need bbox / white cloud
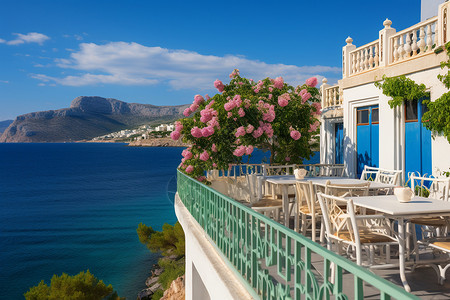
[32,41,341,89]
[0,32,50,46]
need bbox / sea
[0,143,319,299]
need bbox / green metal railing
[177,170,419,300]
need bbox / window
[357,109,369,125]
[372,108,379,124]
[405,99,418,122]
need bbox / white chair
[263,164,296,176]
[246,173,282,220]
[295,181,322,242]
[360,165,379,181]
[317,192,397,266]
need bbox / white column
[378,19,396,66]
[342,37,356,78]
[438,1,450,46]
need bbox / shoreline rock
[128,137,189,147]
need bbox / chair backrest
[375,169,401,185]
[263,164,296,176]
[317,192,352,243]
[295,181,316,213]
[298,164,346,177]
[360,165,379,181]
[245,173,259,203]
[324,181,370,197]
[410,174,450,201]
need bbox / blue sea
[0,143,182,299]
[0,143,319,299]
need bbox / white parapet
[175,194,255,300]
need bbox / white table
[263,175,395,227]
[352,195,450,292]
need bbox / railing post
[379,19,396,66]
[342,37,356,78]
[320,78,330,109]
[438,1,450,46]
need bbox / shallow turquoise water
[0,143,181,299]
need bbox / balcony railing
[177,170,419,300]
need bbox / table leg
[398,218,411,292]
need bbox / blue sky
[0,0,421,121]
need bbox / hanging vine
[374,75,428,108]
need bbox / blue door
[356,105,379,176]
[335,123,344,164]
[405,99,432,178]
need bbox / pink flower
[233,94,242,107]
[212,163,217,168]
[306,77,318,87]
[190,103,199,112]
[186,165,194,173]
[290,130,301,140]
[224,102,235,111]
[245,145,254,155]
[235,126,246,138]
[170,130,181,140]
[197,176,206,182]
[200,150,209,161]
[238,108,245,117]
[200,108,214,123]
[182,149,192,160]
[273,76,284,89]
[194,94,204,105]
[227,112,232,118]
[175,121,183,132]
[205,94,211,100]
[246,124,254,133]
[233,145,246,157]
[278,93,290,107]
[201,126,214,137]
[244,99,251,108]
[214,79,225,92]
[183,108,191,117]
[254,88,260,94]
[312,102,322,115]
[301,91,312,103]
[191,127,203,138]
[252,127,264,138]
[212,144,217,152]
[269,87,273,92]
[268,94,273,100]
[309,121,320,132]
[285,157,291,161]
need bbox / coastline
[127,137,189,148]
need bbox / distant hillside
[0,96,189,143]
[0,120,13,134]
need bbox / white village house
[320,0,450,181]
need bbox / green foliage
[374,75,428,108]
[137,222,185,257]
[422,91,450,143]
[24,270,122,300]
[437,42,450,89]
[157,258,185,289]
[151,289,164,300]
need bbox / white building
[320,0,450,182]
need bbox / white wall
[341,66,450,179]
[175,194,255,300]
[421,0,445,21]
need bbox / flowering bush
[172,69,321,179]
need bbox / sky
[0,0,422,121]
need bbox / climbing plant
[374,75,428,108]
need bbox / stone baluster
[333,88,337,106]
[379,19,396,66]
[365,48,370,69]
[320,78,330,108]
[393,37,399,62]
[405,32,412,57]
[360,50,365,71]
[356,51,360,73]
[399,35,406,60]
[369,46,374,68]
[426,24,433,52]
[411,30,418,56]
[374,44,379,67]
[419,26,426,53]
[352,52,356,74]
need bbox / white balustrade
[349,40,380,75]
[323,85,341,108]
[390,16,438,63]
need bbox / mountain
[0,120,13,134]
[0,96,189,143]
